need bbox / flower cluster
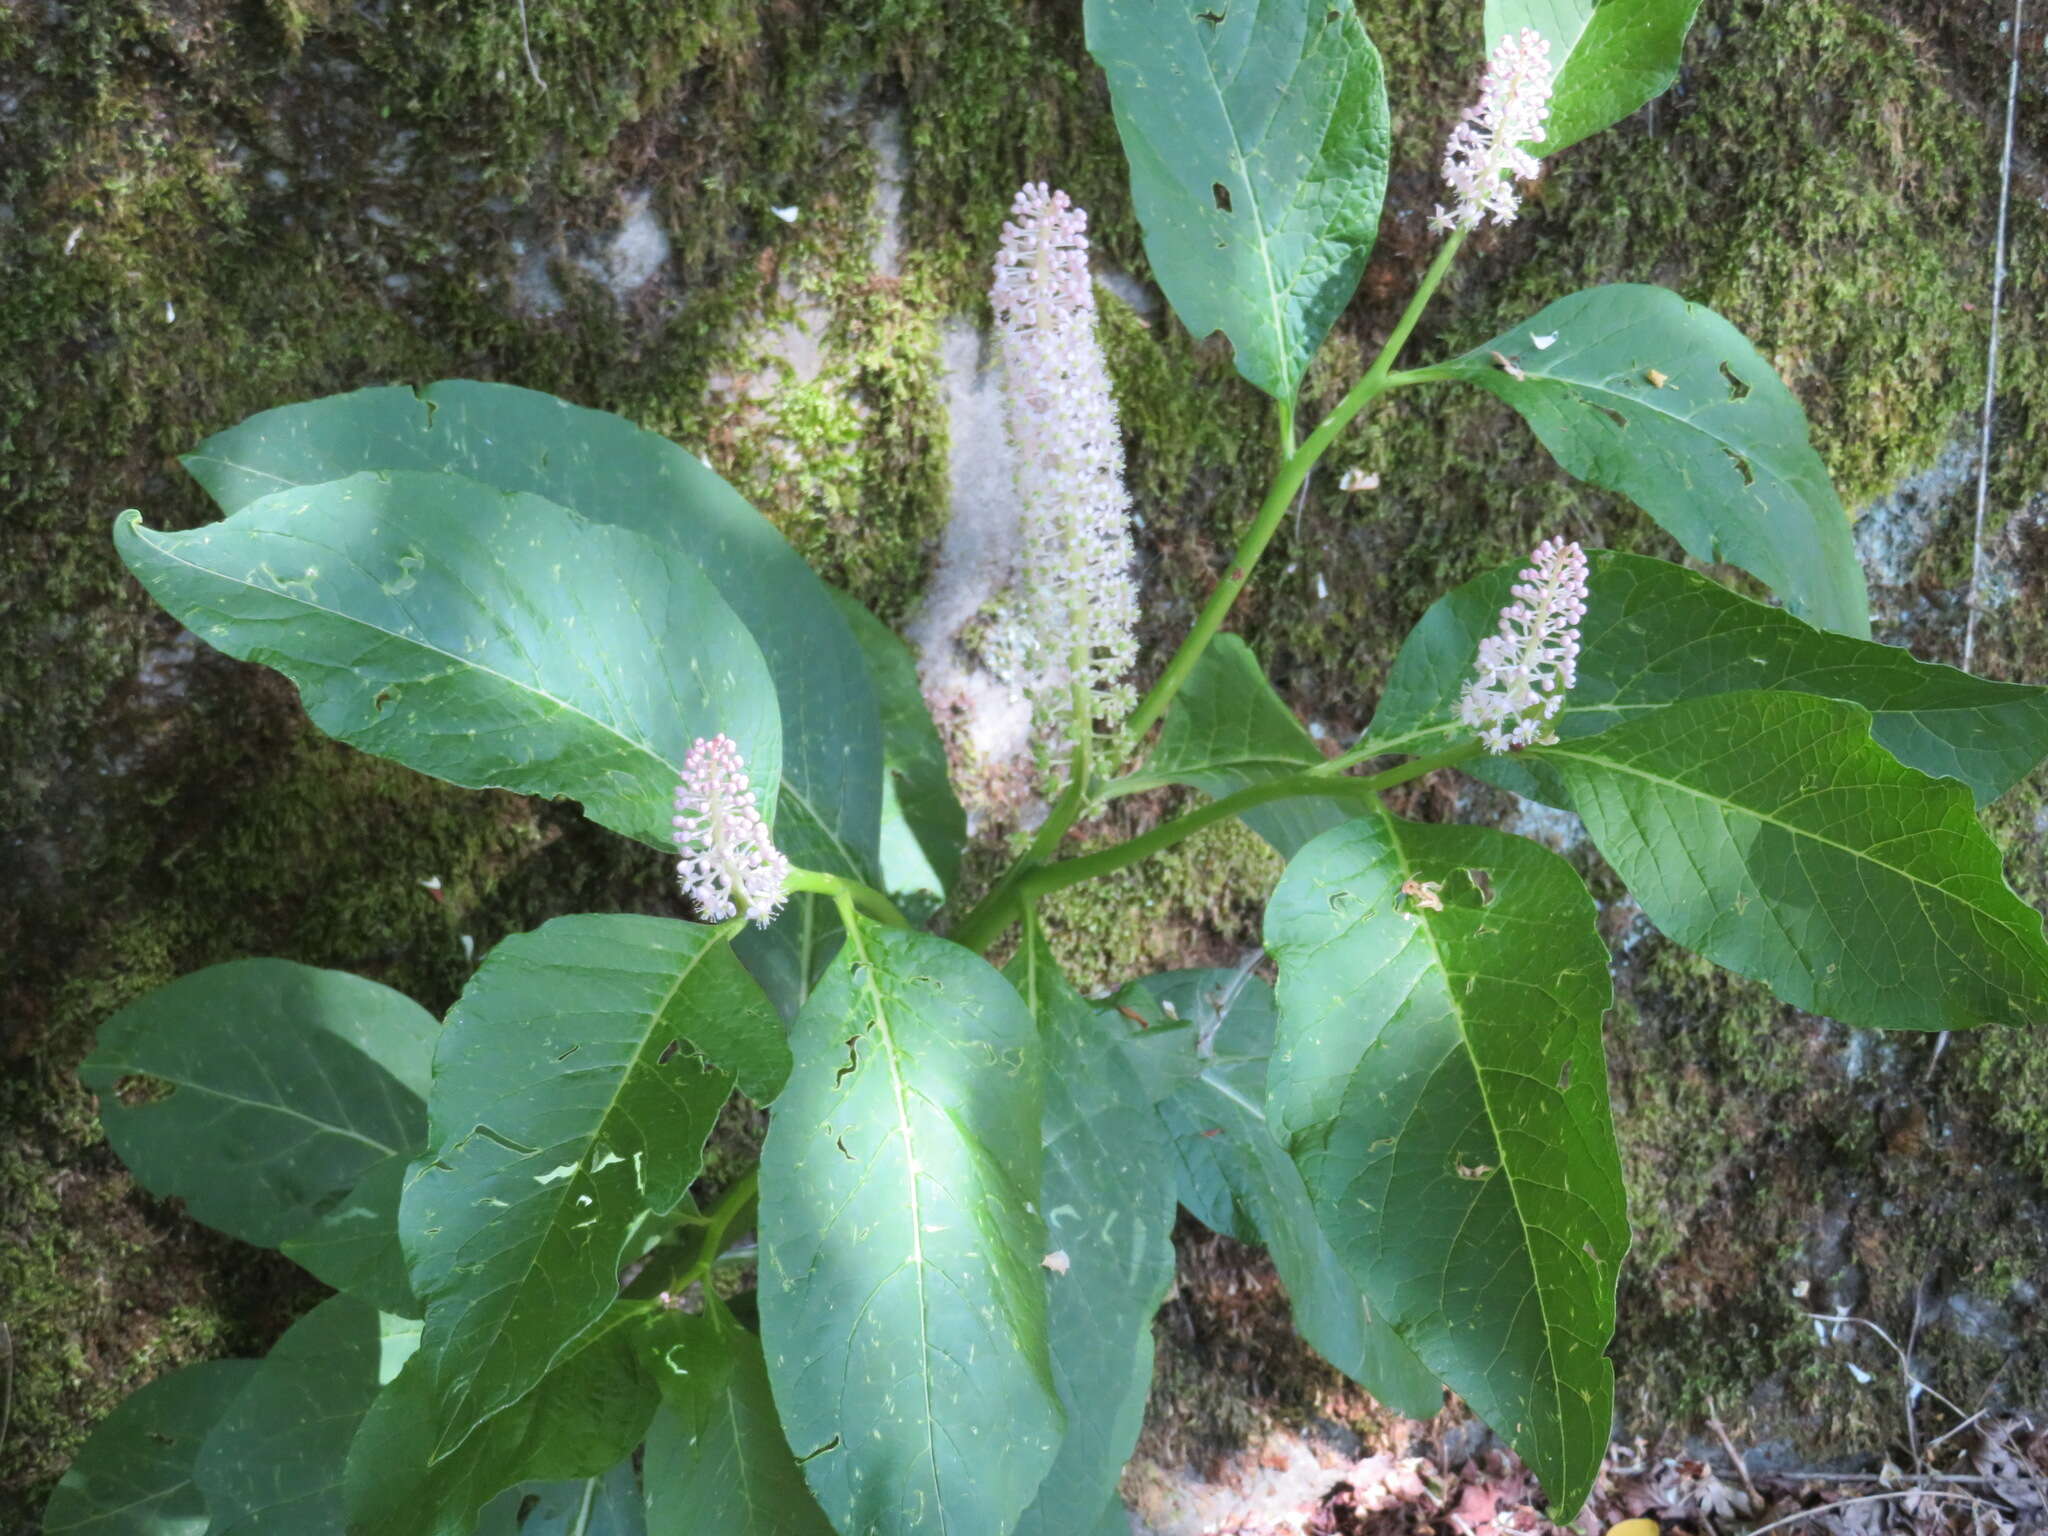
[672,734,789,926]
[1458,537,1588,753]
[1430,28,1556,234]
[987,182,1140,748]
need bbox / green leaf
[116,472,781,855]
[1006,934,1178,1536]
[1264,813,1626,1515]
[479,1463,647,1536]
[1086,0,1392,401]
[1543,691,2048,1031]
[1482,0,1705,155]
[346,1307,664,1536]
[759,918,1063,1535]
[1432,285,1869,636]
[643,1306,835,1536]
[181,380,884,1015]
[80,959,434,1249]
[192,1296,420,1533]
[1373,550,2048,809]
[43,1361,260,1536]
[280,1152,419,1316]
[1127,969,1442,1420]
[828,588,965,913]
[402,914,779,1457]
[1119,635,1353,857]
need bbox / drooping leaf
[117,474,780,854]
[1125,969,1443,1420]
[642,1306,835,1536]
[1372,550,2048,808]
[1482,0,1704,155]
[478,1461,648,1536]
[1428,285,1869,636]
[192,1296,420,1534]
[828,588,965,913]
[1086,0,1392,401]
[759,918,1063,1535]
[181,380,884,1015]
[1542,691,2048,1031]
[1118,634,1353,857]
[402,915,779,1457]
[43,1360,259,1536]
[1007,933,1178,1536]
[280,1152,419,1316]
[346,1307,664,1536]
[81,959,434,1249]
[1264,813,1625,1516]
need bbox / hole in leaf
[1719,360,1752,401]
[1592,404,1628,430]
[516,1493,542,1523]
[146,1430,177,1446]
[657,1040,681,1066]
[1326,6,1339,18]
[1721,446,1756,486]
[798,1435,842,1464]
[1212,182,1233,214]
[1557,1059,1573,1092]
[114,1073,175,1108]
[1464,868,1494,905]
[835,1136,855,1160]
[373,686,396,712]
[556,1044,581,1063]
[1456,1161,1495,1180]
[469,1123,541,1157]
[833,1036,860,1087]
[1195,7,1226,21]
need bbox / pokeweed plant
[49,3,2048,1533]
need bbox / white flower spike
[1458,537,1588,754]
[988,182,1140,750]
[672,734,790,926]
[1430,28,1556,235]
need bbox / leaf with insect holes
[81,959,435,1251]
[400,915,781,1461]
[477,1462,647,1536]
[1370,549,2048,809]
[1483,0,1704,155]
[43,1361,260,1536]
[1265,810,1625,1517]
[1007,932,1178,1536]
[1430,285,1868,636]
[759,918,1063,1536]
[280,1152,419,1316]
[1086,0,1392,401]
[115,471,782,854]
[1120,969,1443,1420]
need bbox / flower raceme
[1458,538,1588,754]
[988,182,1140,751]
[672,734,789,926]
[1431,27,1556,234]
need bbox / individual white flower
[1430,28,1556,234]
[672,734,789,926]
[1458,537,1588,753]
[988,182,1139,752]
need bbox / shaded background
[4,0,2047,1523]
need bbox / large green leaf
[1086,0,1392,401]
[81,959,434,1249]
[192,1297,419,1533]
[1118,634,1354,857]
[643,1306,835,1536]
[759,918,1063,1535]
[116,471,781,853]
[181,380,884,1014]
[1428,285,1869,636]
[1264,813,1625,1515]
[1482,0,1704,155]
[1124,970,1442,1420]
[402,915,780,1457]
[43,1361,259,1536]
[1007,934,1177,1536]
[1543,691,2048,1031]
[1373,550,2048,808]
[828,588,965,913]
[280,1152,419,1316]
[346,1307,664,1536]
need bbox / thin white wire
[1963,0,2025,675]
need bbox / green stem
[623,1166,760,1303]
[1121,229,1467,748]
[785,867,908,927]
